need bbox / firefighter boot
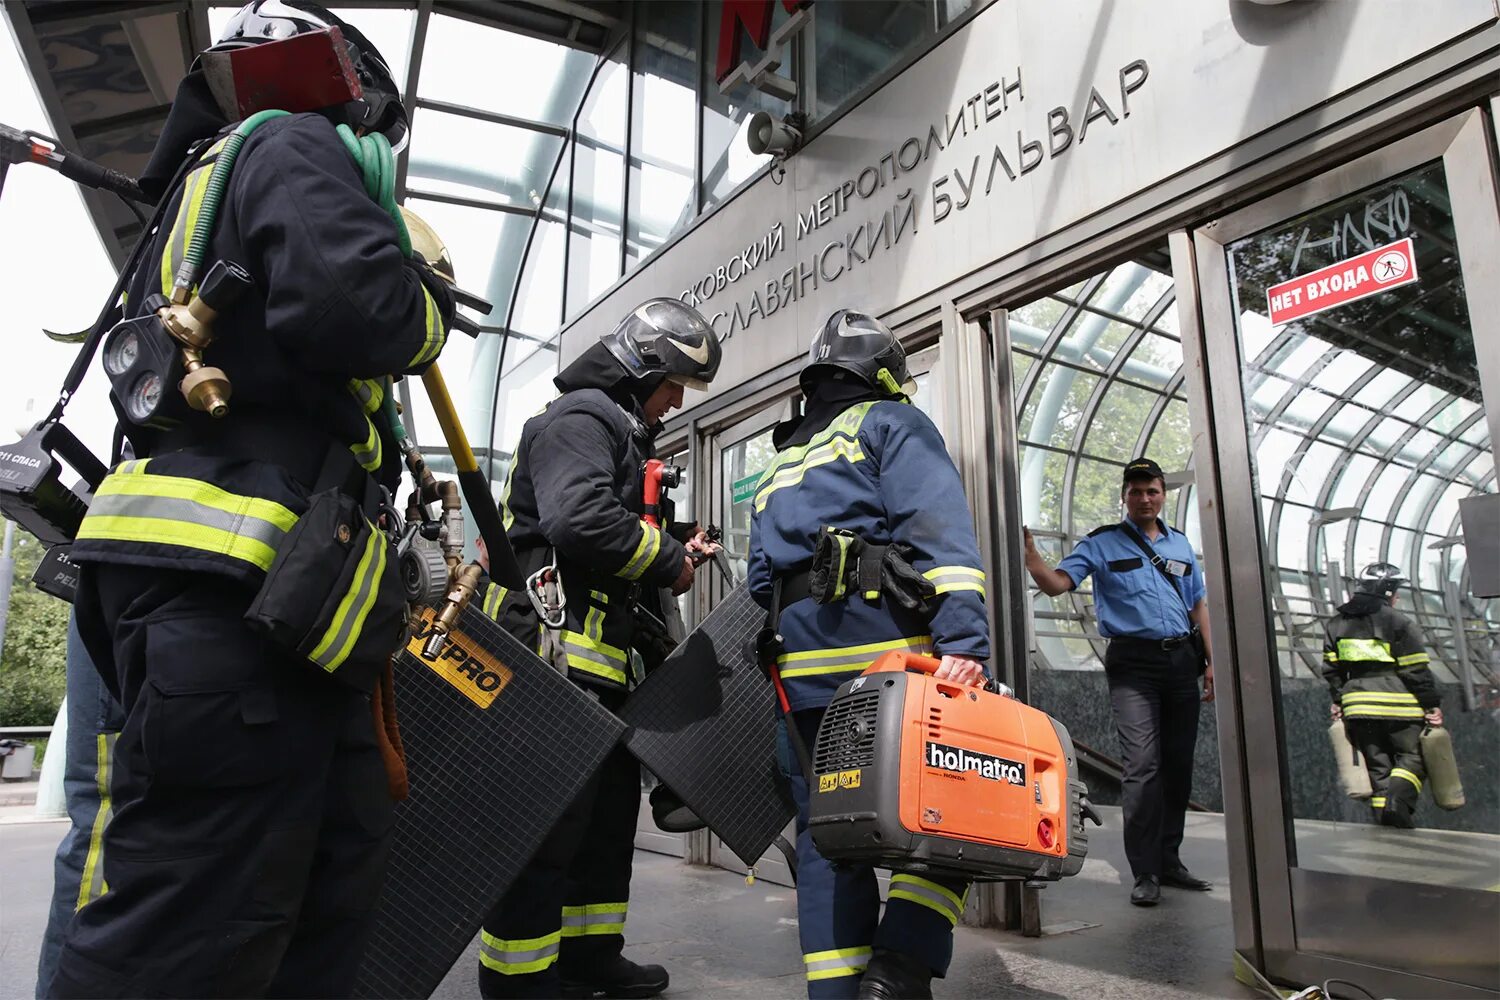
[856,950,933,1000]
[560,954,669,999]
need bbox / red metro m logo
[716,0,813,86]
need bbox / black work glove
[406,256,457,332]
[880,543,937,615]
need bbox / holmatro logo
[406,609,513,709]
[925,741,1026,785]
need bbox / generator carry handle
[864,651,1011,697]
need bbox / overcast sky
[1,17,125,462]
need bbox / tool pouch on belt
[245,449,403,693]
[808,526,936,614]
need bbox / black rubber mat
[622,584,794,867]
[353,604,624,999]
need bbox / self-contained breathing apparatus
[0,25,519,676]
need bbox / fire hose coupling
[438,479,464,567]
[422,561,481,660]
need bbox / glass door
[1187,110,1500,996]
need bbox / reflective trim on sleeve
[482,582,507,619]
[408,284,448,367]
[479,928,561,976]
[778,635,934,679]
[617,522,663,580]
[923,565,987,597]
[560,630,629,686]
[804,946,872,982]
[561,902,627,937]
[889,873,966,925]
[1396,652,1430,667]
[348,377,385,415]
[349,413,383,472]
[1369,796,1387,809]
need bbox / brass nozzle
[180,349,231,418]
[420,562,481,661]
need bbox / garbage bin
[0,739,35,781]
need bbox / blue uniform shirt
[1056,519,1204,640]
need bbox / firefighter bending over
[478,299,721,1000]
[749,311,989,1000]
[1324,563,1443,829]
[51,2,455,996]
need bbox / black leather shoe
[560,954,669,999]
[1130,874,1161,906]
[856,950,933,999]
[1161,866,1212,891]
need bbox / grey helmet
[801,309,916,397]
[602,298,721,391]
[1356,562,1406,597]
[204,1,409,151]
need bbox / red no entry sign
[1265,237,1419,327]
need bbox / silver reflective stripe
[803,946,871,980]
[309,527,383,671]
[85,492,288,553]
[561,639,626,670]
[889,875,965,923]
[479,937,560,968]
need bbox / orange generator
[806,652,1091,882]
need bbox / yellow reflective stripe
[93,463,297,530]
[77,516,281,571]
[408,285,447,367]
[1396,653,1429,666]
[1342,704,1425,719]
[1336,638,1393,662]
[159,154,217,295]
[307,524,386,672]
[1390,767,1422,792]
[561,902,627,937]
[889,873,966,925]
[1342,691,1419,703]
[1370,796,1387,809]
[804,946,872,981]
[482,583,507,619]
[348,378,385,415]
[778,635,934,679]
[618,522,662,580]
[584,604,605,643]
[350,413,382,472]
[832,533,851,600]
[1323,651,1339,662]
[755,436,866,512]
[561,630,628,684]
[76,732,117,911]
[924,565,987,596]
[479,928,561,975]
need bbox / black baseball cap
[1123,457,1165,483]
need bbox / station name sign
[679,58,1150,342]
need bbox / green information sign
[731,471,764,506]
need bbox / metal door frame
[1179,108,1500,997]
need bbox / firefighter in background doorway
[748,310,990,1000]
[477,299,721,1000]
[1324,563,1443,828]
[50,2,454,996]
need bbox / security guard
[748,310,990,1000]
[52,3,453,996]
[1023,457,1214,907]
[478,298,721,1000]
[1323,563,1442,828]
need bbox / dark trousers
[48,565,394,999]
[1346,719,1425,828]
[1104,640,1202,879]
[786,710,968,999]
[36,614,127,998]
[478,689,640,1000]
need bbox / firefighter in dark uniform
[1323,563,1442,828]
[51,3,454,996]
[478,298,721,1000]
[748,311,990,1000]
[1023,458,1214,907]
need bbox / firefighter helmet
[1356,562,1406,597]
[206,1,409,151]
[602,298,722,391]
[801,309,917,397]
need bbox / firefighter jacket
[490,343,689,693]
[72,102,452,592]
[1322,593,1440,721]
[747,393,990,713]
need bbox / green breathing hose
[336,124,411,258]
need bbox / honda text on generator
[804,651,1095,882]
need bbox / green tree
[0,529,70,727]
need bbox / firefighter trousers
[1346,719,1425,828]
[47,565,395,999]
[786,709,969,1000]
[478,688,640,1000]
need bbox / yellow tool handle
[421,366,477,473]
